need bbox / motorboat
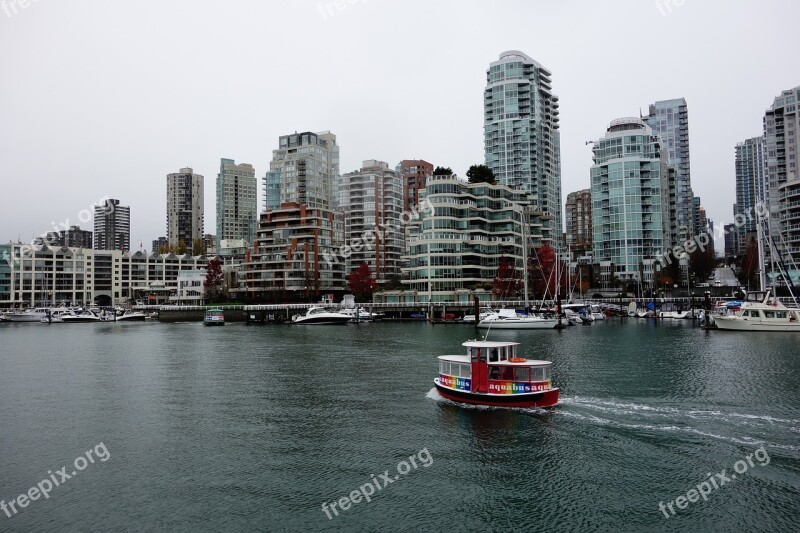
[462,307,495,323]
[590,305,606,321]
[204,308,225,326]
[714,290,800,332]
[477,309,558,330]
[111,309,148,322]
[292,306,352,325]
[7,308,51,322]
[340,307,384,322]
[61,310,103,323]
[434,340,559,408]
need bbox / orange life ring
[508,357,527,363]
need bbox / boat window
[531,367,545,382]
[514,367,530,382]
[776,311,787,319]
[470,349,479,362]
[489,349,499,363]
[489,366,500,380]
[500,367,514,380]
[439,361,447,374]
[763,310,776,319]
[751,310,762,318]
[543,366,551,381]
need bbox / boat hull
[293,317,351,325]
[477,319,558,330]
[714,317,800,332]
[434,380,559,408]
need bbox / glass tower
[484,50,561,248]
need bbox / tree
[192,237,205,256]
[158,245,169,254]
[529,244,557,300]
[466,164,496,185]
[432,166,453,176]
[177,240,188,255]
[492,256,522,298]
[689,248,716,282]
[204,258,225,302]
[348,262,377,302]
[384,274,404,291]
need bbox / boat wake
[558,396,800,453]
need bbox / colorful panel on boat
[488,381,551,394]
[439,374,471,391]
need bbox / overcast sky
[1,0,798,249]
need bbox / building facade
[339,160,405,282]
[94,199,130,251]
[397,159,433,213]
[238,203,345,302]
[152,237,168,254]
[0,243,209,307]
[401,174,548,302]
[48,225,93,249]
[642,98,693,240]
[764,86,800,268]
[484,50,561,247]
[167,167,204,250]
[216,159,257,247]
[734,136,768,253]
[264,131,339,212]
[591,118,672,284]
[565,189,592,257]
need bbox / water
[0,319,798,532]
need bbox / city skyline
[1,1,798,248]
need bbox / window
[763,311,776,319]
[515,368,530,382]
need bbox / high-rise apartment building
[402,173,548,302]
[734,137,768,253]
[264,131,339,212]
[642,98,692,239]
[484,50,561,247]
[166,167,204,249]
[397,159,433,213]
[591,118,672,284]
[238,203,345,301]
[216,158,257,246]
[764,86,800,267]
[94,199,130,251]
[47,225,93,249]
[565,189,592,256]
[339,160,404,282]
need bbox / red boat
[434,341,559,408]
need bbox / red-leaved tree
[348,262,377,303]
[529,244,558,300]
[204,258,224,302]
[493,256,522,298]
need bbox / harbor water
[0,320,798,532]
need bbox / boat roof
[438,354,552,365]
[462,341,520,348]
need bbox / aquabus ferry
[434,341,559,408]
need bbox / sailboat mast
[522,209,529,309]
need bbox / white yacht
[7,308,51,322]
[61,310,103,323]
[714,291,800,332]
[292,306,352,325]
[477,309,559,330]
[340,307,384,322]
[462,306,495,323]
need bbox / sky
[1,0,798,249]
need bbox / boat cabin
[437,341,553,395]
